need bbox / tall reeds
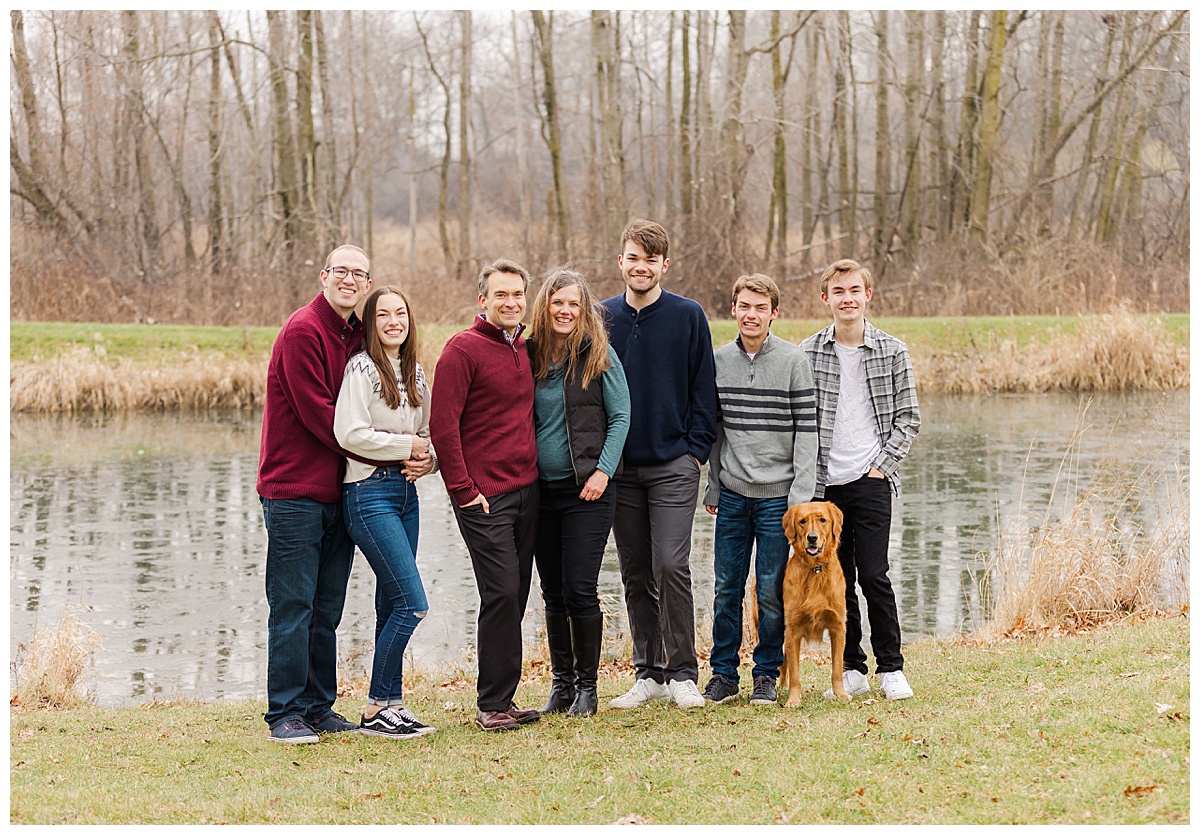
[11,605,103,709]
[925,306,1189,394]
[974,404,1189,641]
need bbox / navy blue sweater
[602,290,718,466]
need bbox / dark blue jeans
[343,466,427,705]
[261,496,355,729]
[710,487,789,683]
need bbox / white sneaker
[609,678,670,709]
[668,679,706,709]
[823,669,871,700]
[879,670,914,700]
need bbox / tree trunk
[950,11,983,232]
[313,11,339,248]
[592,10,627,249]
[1094,13,1137,244]
[872,11,891,262]
[295,10,317,244]
[901,11,923,261]
[267,10,299,252]
[968,11,1007,244]
[457,11,473,277]
[415,13,454,275]
[207,13,225,275]
[800,23,817,257]
[928,11,949,236]
[510,13,533,265]
[531,11,571,260]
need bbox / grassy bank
[9,615,1188,824]
[8,311,1189,412]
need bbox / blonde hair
[527,267,612,390]
[819,258,872,296]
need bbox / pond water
[9,390,1188,707]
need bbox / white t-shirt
[826,342,882,486]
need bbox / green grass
[9,616,1188,824]
[11,314,1189,364]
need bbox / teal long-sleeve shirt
[533,345,631,481]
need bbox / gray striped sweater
[703,332,818,508]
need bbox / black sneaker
[359,707,422,740]
[702,673,740,704]
[750,675,778,706]
[269,717,319,744]
[310,710,360,735]
[393,705,437,736]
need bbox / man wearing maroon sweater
[429,258,542,732]
[257,244,373,744]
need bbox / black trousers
[824,474,904,674]
[451,483,539,712]
[534,477,617,619]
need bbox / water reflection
[9,391,1187,706]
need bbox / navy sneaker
[360,707,423,740]
[269,717,319,744]
[702,673,740,704]
[750,675,778,706]
[310,711,360,735]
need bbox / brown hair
[361,286,421,409]
[620,218,669,259]
[478,258,531,297]
[323,243,370,273]
[731,273,780,310]
[527,267,612,390]
[819,258,873,296]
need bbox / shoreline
[9,311,1189,412]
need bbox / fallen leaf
[867,716,881,726]
[1155,703,1173,714]
[732,769,741,776]
[614,813,645,825]
[853,787,866,796]
[1124,785,1158,798]
[852,730,870,739]
[586,795,605,809]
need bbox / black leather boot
[566,615,603,717]
[541,611,575,714]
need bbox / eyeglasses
[328,266,370,283]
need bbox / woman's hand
[579,470,610,501]
[410,436,430,456]
[403,450,434,482]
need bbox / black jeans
[451,483,539,712]
[535,477,617,619]
[823,474,904,674]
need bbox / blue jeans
[710,487,789,683]
[343,466,427,705]
[261,496,355,729]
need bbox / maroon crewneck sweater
[429,316,538,506]
[257,292,364,503]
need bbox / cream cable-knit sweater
[333,352,438,484]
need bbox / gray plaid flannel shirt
[800,320,920,497]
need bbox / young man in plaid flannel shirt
[801,259,920,701]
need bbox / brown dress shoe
[505,702,541,724]
[475,709,520,732]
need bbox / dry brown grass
[11,605,104,710]
[923,306,1189,394]
[10,347,264,412]
[973,409,1190,642]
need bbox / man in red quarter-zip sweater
[429,258,541,732]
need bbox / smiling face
[618,240,668,298]
[821,269,872,328]
[373,292,410,358]
[320,247,372,319]
[733,288,778,346]
[479,270,527,333]
[548,282,582,341]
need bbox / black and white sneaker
[393,705,437,736]
[359,707,422,740]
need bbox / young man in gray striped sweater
[702,274,818,706]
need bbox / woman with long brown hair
[334,285,438,739]
[526,268,630,717]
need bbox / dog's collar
[812,563,825,574]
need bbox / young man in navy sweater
[602,219,718,710]
[257,244,375,743]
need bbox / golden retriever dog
[777,501,849,706]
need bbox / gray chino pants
[611,453,702,684]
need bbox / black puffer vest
[528,336,619,485]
